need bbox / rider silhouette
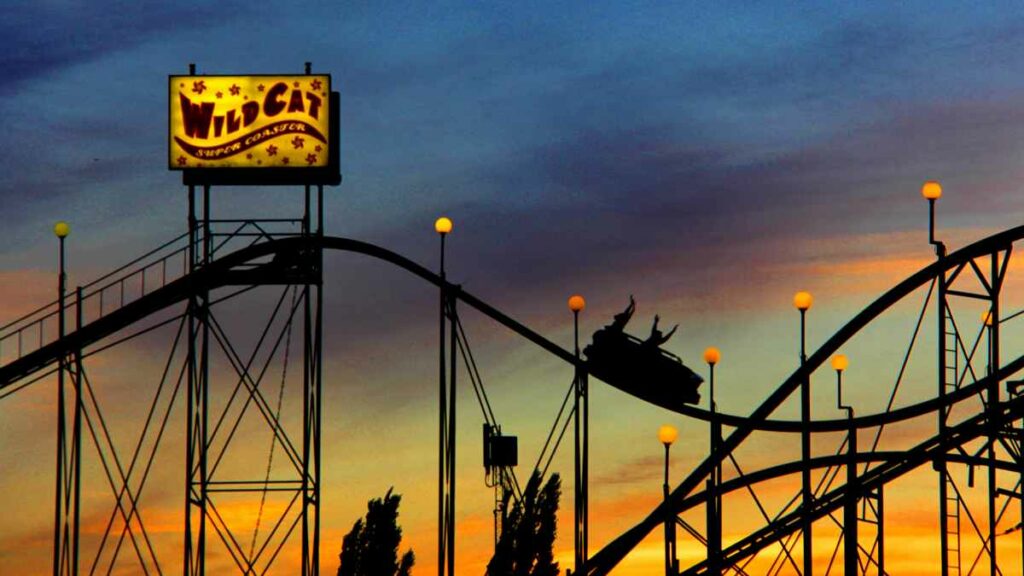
[610,295,636,332]
[644,315,677,348]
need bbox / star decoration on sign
[257,84,265,92]
[177,156,187,166]
[282,157,290,165]
[306,153,318,165]
[246,153,253,159]
[216,91,223,99]
[314,145,322,152]
[310,79,322,91]
[291,136,305,149]
[293,81,300,88]
[229,84,241,96]
[192,80,206,94]
[266,144,278,156]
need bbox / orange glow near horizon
[3,225,1024,575]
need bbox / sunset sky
[4,2,1024,575]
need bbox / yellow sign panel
[169,75,330,169]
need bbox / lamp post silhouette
[659,424,679,576]
[435,216,453,275]
[569,293,588,575]
[435,215,455,576]
[922,180,944,256]
[925,180,958,576]
[52,220,81,575]
[832,354,858,576]
[704,346,721,575]
[794,290,814,576]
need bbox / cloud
[0,2,248,94]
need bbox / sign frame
[169,73,341,186]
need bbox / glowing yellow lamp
[793,291,813,311]
[921,180,942,200]
[568,294,586,312]
[53,221,70,239]
[658,424,678,446]
[434,216,453,235]
[831,354,849,372]
[703,346,721,366]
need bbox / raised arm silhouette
[609,295,636,332]
[644,314,677,348]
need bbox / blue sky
[3,2,1024,574]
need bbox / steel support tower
[183,183,324,575]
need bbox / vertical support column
[799,305,813,576]
[435,219,451,576]
[663,445,676,576]
[936,243,951,576]
[184,180,209,576]
[200,185,211,571]
[657,424,679,576]
[448,292,458,576]
[583,367,589,570]
[301,186,313,576]
[987,251,1002,575]
[844,420,857,576]
[927,187,955,576]
[707,357,721,576]
[299,180,323,576]
[564,294,589,575]
[702,347,722,576]
[53,225,66,576]
[571,299,589,575]
[72,287,84,576]
[312,183,324,575]
[53,222,79,576]
[301,182,310,575]
[877,487,884,576]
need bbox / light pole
[924,180,956,576]
[794,290,814,576]
[659,424,679,576]
[704,346,721,575]
[922,181,943,256]
[52,220,80,576]
[568,294,587,574]
[434,215,454,576]
[833,353,857,576]
[435,216,452,275]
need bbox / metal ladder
[945,475,962,576]
[943,308,962,576]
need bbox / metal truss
[8,213,1024,576]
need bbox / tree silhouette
[486,471,561,576]
[338,488,415,576]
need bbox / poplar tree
[487,471,562,576]
[338,488,415,576]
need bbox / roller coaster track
[0,235,578,392]
[586,224,1024,575]
[3,223,1024,574]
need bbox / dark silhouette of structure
[487,472,561,576]
[338,489,415,576]
[5,186,1024,575]
[643,315,677,348]
[609,296,635,332]
[583,300,702,410]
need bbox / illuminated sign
[169,75,332,171]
